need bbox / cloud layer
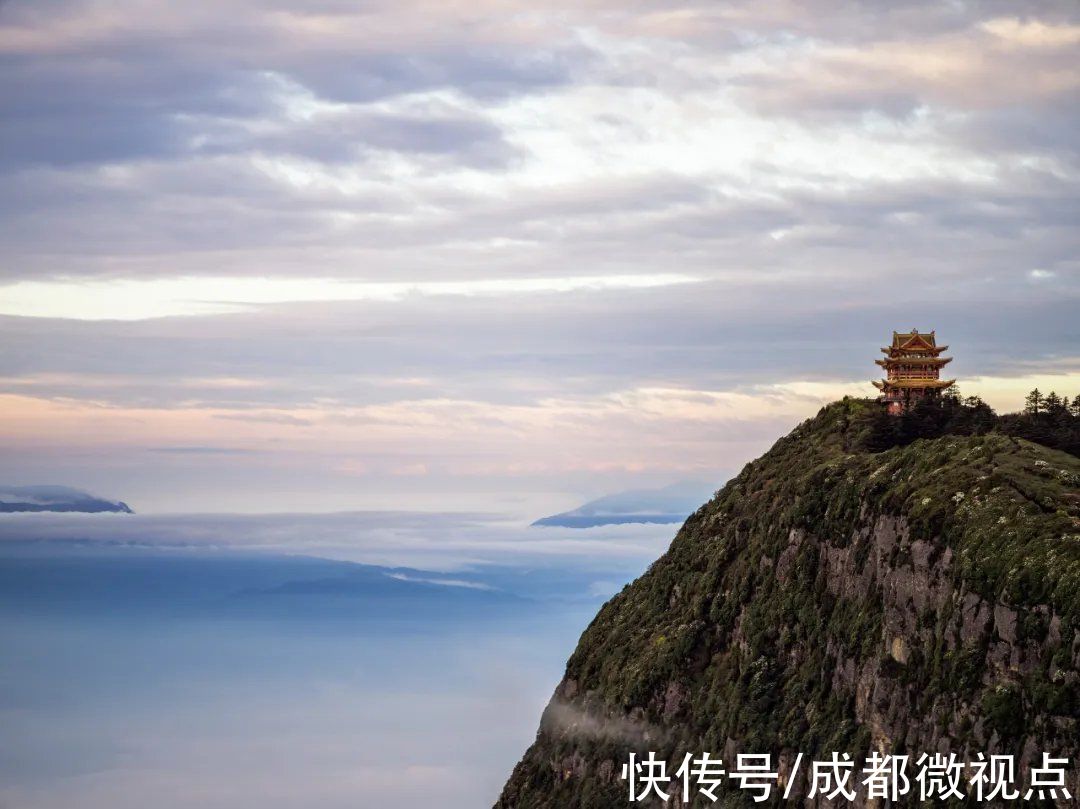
[0,0,1077,511]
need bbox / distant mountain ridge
[533,482,715,528]
[0,485,133,514]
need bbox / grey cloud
[148,446,264,455]
[0,0,1076,282]
[949,104,1080,160]
[0,278,1074,411]
[11,0,1070,177]
[291,46,591,105]
[719,7,1080,122]
[8,154,1073,286]
[0,62,519,170]
[236,109,521,168]
[730,77,923,122]
[0,55,280,167]
[0,2,592,173]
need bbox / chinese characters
[621,751,1072,803]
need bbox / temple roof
[881,329,948,356]
[892,329,937,349]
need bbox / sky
[1,0,1078,514]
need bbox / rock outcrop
[497,399,1080,807]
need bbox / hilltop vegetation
[859,388,1080,458]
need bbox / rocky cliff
[497,398,1080,807]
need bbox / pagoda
[873,329,955,415]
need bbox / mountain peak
[0,485,134,514]
[532,481,716,529]
[497,398,1080,806]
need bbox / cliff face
[497,399,1080,807]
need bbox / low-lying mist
[0,513,668,808]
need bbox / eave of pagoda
[875,357,952,367]
[875,378,956,390]
[881,345,950,354]
[881,347,949,357]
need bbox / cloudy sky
[1,0,1078,513]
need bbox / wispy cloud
[0,274,700,320]
[148,446,264,455]
[385,572,496,591]
[0,511,673,572]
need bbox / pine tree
[1025,388,1043,415]
[1071,394,1080,418]
[1045,391,1064,416]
